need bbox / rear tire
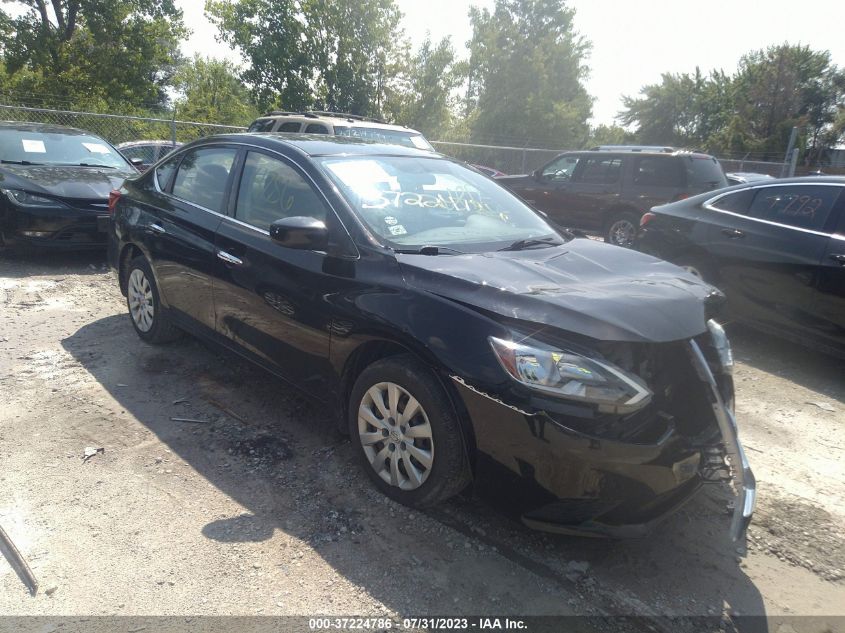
[349,354,471,507]
[605,212,639,248]
[125,255,181,344]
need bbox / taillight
[108,189,121,215]
[640,212,656,227]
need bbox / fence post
[170,108,177,145]
[781,126,799,177]
[788,148,799,177]
[521,147,527,174]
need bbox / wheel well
[338,339,478,471]
[118,243,143,296]
[603,206,642,231]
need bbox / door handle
[721,228,745,239]
[146,223,166,234]
[830,254,845,265]
[217,250,243,266]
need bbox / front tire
[349,354,471,507]
[125,255,181,344]
[606,212,639,248]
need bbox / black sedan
[637,177,845,357]
[0,122,137,250]
[108,133,754,540]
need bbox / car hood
[0,164,135,200]
[397,238,720,343]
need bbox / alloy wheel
[608,219,636,247]
[358,381,434,491]
[128,268,155,332]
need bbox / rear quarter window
[684,156,727,191]
[710,189,756,214]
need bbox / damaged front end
[452,320,756,543]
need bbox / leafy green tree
[387,36,463,138]
[173,56,258,126]
[586,124,633,148]
[465,0,593,148]
[0,0,186,110]
[205,0,404,117]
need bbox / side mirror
[270,216,328,250]
[129,157,144,168]
[532,168,543,180]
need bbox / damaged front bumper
[452,339,755,542]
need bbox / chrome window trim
[151,141,360,253]
[703,182,844,239]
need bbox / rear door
[145,145,238,332]
[704,183,842,337]
[814,193,845,348]
[627,155,685,212]
[212,149,349,396]
[553,154,623,232]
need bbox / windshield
[332,127,434,151]
[318,155,558,252]
[0,129,130,168]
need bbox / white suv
[247,111,434,151]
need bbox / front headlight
[2,189,69,209]
[489,336,652,414]
[707,319,733,374]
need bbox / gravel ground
[1,250,844,632]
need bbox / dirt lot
[1,250,844,631]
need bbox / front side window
[0,128,130,169]
[541,155,580,180]
[633,157,682,187]
[748,185,841,231]
[171,147,237,213]
[319,155,556,252]
[235,152,327,231]
[574,157,622,184]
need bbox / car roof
[117,140,182,148]
[568,148,717,159]
[201,132,444,158]
[254,113,422,134]
[0,120,97,136]
[730,175,845,186]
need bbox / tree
[173,56,258,126]
[205,0,404,117]
[387,36,463,139]
[465,0,593,148]
[0,0,186,110]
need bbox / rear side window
[305,123,329,134]
[121,145,156,165]
[155,155,179,190]
[632,157,683,187]
[248,119,276,133]
[278,122,302,133]
[748,185,841,231]
[574,157,622,184]
[710,189,755,214]
[684,156,727,190]
[172,147,237,213]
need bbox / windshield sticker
[22,139,47,153]
[82,142,110,154]
[384,216,398,225]
[364,190,495,215]
[388,224,408,236]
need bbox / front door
[212,149,351,396]
[814,194,845,349]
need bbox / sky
[181,0,845,127]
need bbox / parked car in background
[725,172,775,186]
[0,122,137,250]
[247,111,434,151]
[118,140,182,172]
[470,164,507,178]
[637,177,845,356]
[498,147,728,247]
[108,133,753,541]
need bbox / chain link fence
[0,104,246,147]
[430,140,565,175]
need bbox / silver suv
[247,111,433,151]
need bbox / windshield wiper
[1,159,43,166]
[57,163,118,168]
[497,236,564,251]
[393,245,466,256]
